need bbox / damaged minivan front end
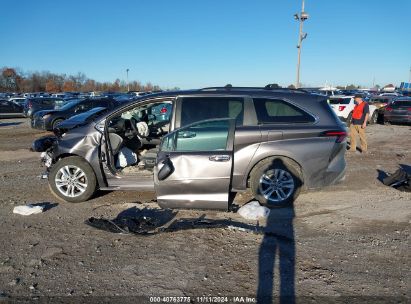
[32,135,58,171]
[32,122,104,185]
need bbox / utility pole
[295,0,309,88]
[126,68,130,92]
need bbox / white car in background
[328,95,378,125]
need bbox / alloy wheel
[258,169,295,203]
[55,165,88,198]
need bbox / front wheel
[250,157,303,207]
[52,118,64,130]
[369,112,378,124]
[49,156,97,203]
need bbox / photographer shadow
[257,205,295,304]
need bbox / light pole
[294,0,309,88]
[126,68,130,92]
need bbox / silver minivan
[33,87,347,209]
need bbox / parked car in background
[52,107,108,137]
[31,98,119,131]
[32,86,347,209]
[51,93,71,99]
[328,95,378,125]
[383,98,411,124]
[319,88,343,97]
[150,103,172,122]
[379,92,402,97]
[127,91,148,97]
[369,95,396,123]
[368,96,395,109]
[23,97,67,118]
[8,97,27,106]
[0,99,24,118]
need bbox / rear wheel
[250,157,303,207]
[49,156,97,203]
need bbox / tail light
[27,101,32,108]
[385,106,393,112]
[338,106,346,111]
[160,107,168,113]
[322,131,347,143]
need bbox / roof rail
[200,84,308,94]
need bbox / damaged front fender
[31,135,58,152]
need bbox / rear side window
[253,98,315,124]
[180,97,243,127]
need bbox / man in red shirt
[349,94,369,153]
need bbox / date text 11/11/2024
[149,296,256,303]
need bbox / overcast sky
[1,0,410,89]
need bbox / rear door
[154,118,235,210]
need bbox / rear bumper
[305,142,347,189]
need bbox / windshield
[69,107,108,122]
[329,98,351,105]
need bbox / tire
[52,118,64,130]
[377,112,384,124]
[250,157,303,208]
[370,111,378,125]
[49,156,97,203]
[346,112,352,127]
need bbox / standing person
[349,94,369,153]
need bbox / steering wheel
[130,117,149,138]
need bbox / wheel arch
[52,153,107,188]
[50,117,65,130]
[246,155,305,189]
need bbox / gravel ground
[0,118,410,303]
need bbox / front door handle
[209,155,230,162]
[179,131,196,138]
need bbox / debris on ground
[238,201,270,220]
[13,205,44,216]
[85,207,263,235]
[13,202,57,216]
[382,167,411,192]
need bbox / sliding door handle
[209,155,230,162]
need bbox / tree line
[0,67,164,93]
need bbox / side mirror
[157,157,174,181]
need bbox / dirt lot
[0,118,409,303]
